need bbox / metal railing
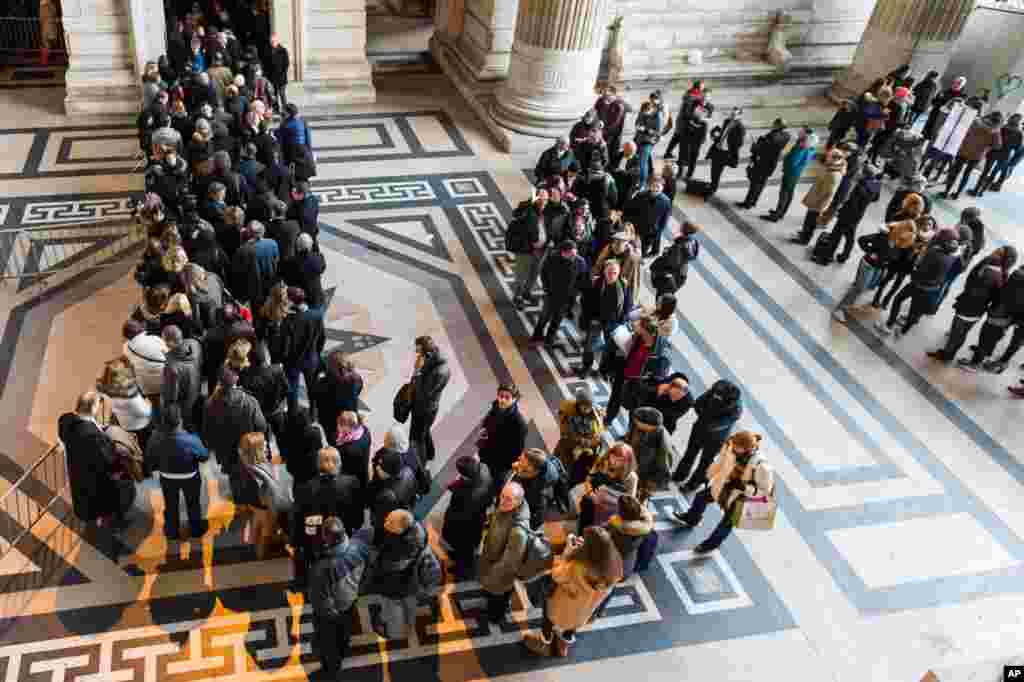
[0,15,67,65]
[0,444,67,561]
[0,216,144,293]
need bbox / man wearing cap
[531,240,587,346]
[738,118,790,210]
[534,137,576,186]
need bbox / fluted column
[451,0,520,81]
[831,0,977,100]
[491,0,609,138]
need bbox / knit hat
[456,454,480,479]
[378,449,403,477]
[576,384,594,407]
[632,406,664,429]
[894,86,910,99]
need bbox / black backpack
[504,200,533,254]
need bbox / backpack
[416,543,443,590]
[513,521,554,582]
[315,553,366,619]
[105,425,145,483]
[504,200,533,254]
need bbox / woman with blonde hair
[237,431,287,555]
[225,338,253,373]
[161,292,202,339]
[523,526,624,657]
[132,284,172,335]
[578,442,638,532]
[258,282,292,365]
[97,356,154,451]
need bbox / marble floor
[1,75,1024,682]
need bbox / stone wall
[63,0,139,115]
[944,2,1024,114]
[607,0,873,84]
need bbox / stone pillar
[127,0,167,79]
[491,0,609,138]
[299,0,375,106]
[63,0,139,115]
[451,0,520,81]
[830,0,977,101]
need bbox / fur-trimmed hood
[608,511,655,536]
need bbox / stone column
[299,0,375,106]
[451,0,520,81]
[63,0,139,115]
[491,0,609,139]
[127,0,167,79]
[830,0,977,101]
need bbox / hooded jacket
[802,152,847,212]
[516,455,569,530]
[478,500,531,595]
[627,407,676,491]
[954,260,1009,319]
[478,400,528,478]
[912,236,961,289]
[412,351,450,417]
[957,117,1003,162]
[372,520,428,599]
[606,510,655,577]
[162,340,203,426]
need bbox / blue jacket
[781,145,815,193]
[310,527,374,617]
[253,237,279,280]
[147,428,209,476]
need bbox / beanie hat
[456,455,480,479]
[632,406,664,428]
[379,449,403,477]
[894,86,910,99]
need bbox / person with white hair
[280,230,327,309]
[534,135,576,185]
[478,481,531,624]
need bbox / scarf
[336,425,365,446]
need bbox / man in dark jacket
[541,187,571,248]
[410,336,450,462]
[240,343,290,441]
[287,181,321,243]
[673,107,710,182]
[672,379,743,492]
[706,108,746,195]
[266,33,291,111]
[531,240,586,346]
[442,455,493,577]
[267,199,301,262]
[203,368,267,500]
[161,325,203,432]
[283,287,326,413]
[831,163,883,263]
[477,382,529,496]
[594,86,627,166]
[309,518,372,676]
[146,404,209,539]
[512,447,570,530]
[878,227,963,338]
[650,221,701,297]
[366,448,417,532]
[291,448,363,588]
[534,136,575,185]
[738,119,790,210]
[511,189,549,308]
[281,233,327,310]
[59,391,133,525]
[629,372,693,435]
[909,71,940,126]
[231,221,279,306]
[623,177,672,258]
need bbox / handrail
[0,443,67,561]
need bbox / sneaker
[982,360,1007,375]
[1008,385,1024,398]
[926,349,950,363]
[957,358,981,373]
[692,541,718,554]
[950,192,960,201]
[671,510,698,527]
[832,308,847,323]
[874,320,892,336]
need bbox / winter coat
[240,363,289,420]
[546,542,622,631]
[780,144,815,193]
[412,351,450,418]
[878,129,927,180]
[367,462,417,531]
[748,128,791,180]
[954,261,1008,319]
[311,366,364,446]
[336,427,372,494]
[372,522,427,599]
[634,108,664,146]
[162,340,203,427]
[911,239,961,289]
[477,401,529,479]
[535,146,576,183]
[650,236,699,293]
[990,124,1023,161]
[292,471,363,543]
[442,461,493,550]
[147,426,208,476]
[884,190,930,223]
[123,333,167,396]
[706,118,746,167]
[516,455,567,530]
[594,96,626,135]
[189,243,230,304]
[802,153,847,212]
[957,118,1002,162]
[627,407,677,491]
[554,399,605,468]
[58,413,124,522]
[232,238,278,306]
[542,201,572,246]
[707,447,774,511]
[911,77,939,113]
[995,269,1024,317]
[268,45,290,85]
[202,387,266,470]
[630,374,694,434]
[835,174,881,229]
[280,416,325,487]
[288,195,321,240]
[606,510,655,577]
[623,190,671,243]
[541,252,585,303]
[280,250,327,309]
[478,501,531,595]
[309,528,373,619]
[283,307,325,369]
[693,385,743,434]
[590,242,642,299]
[267,218,301,262]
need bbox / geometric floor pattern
[2,82,1024,681]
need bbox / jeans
[837,259,881,309]
[945,157,979,195]
[680,486,734,550]
[709,158,727,194]
[872,269,907,308]
[533,295,567,341]
[313,609,353,676]
[885,284,933,333]
[940,315,980,360]
[672,424,731,487]
[773,186,795,218]
[513,251,545,299]
[581,321,616,371]
[410,409,438,462]
[286,352,321,413]
[159,472,204,537]
[636,143,654,189]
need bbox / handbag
[734,463,777,531]
[609,323,633,355]
[514,521,555,582]
[393,381,415,424]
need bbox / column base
[64,72,140,116]
[294,62,376,106]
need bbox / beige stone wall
[63,0,139,115]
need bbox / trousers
[680,486,735,550]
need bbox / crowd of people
[54,36,1024,678]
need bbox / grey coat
[162,340,203,428]
[478,501,531,595]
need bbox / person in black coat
[831,164,883,263]
[442,455,493,577]
[706,108,746,195]
[287,181,321,243]
[267,199,301,262]
[531,240,586,345]
[409,336,450,463]
[267,33,291,111]
[280,233,327,310]
[202,303,257,391]
[279,407,325,489]
[311,351,365,445]
[629,372,694,435]
[334,410,372,497]
[290,447,363,588]
[738,119,790,210]
[673,379,743,492]
[188,226,230,284]
[623,177,672,258]
[650,221,701,298]
[283,287,326,413]
[476,382,529,496]
[58,392,134,525]
[366,448,418,534]
[239,342,290,442]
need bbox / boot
[523,630,553,656]
[553,632,575,657]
